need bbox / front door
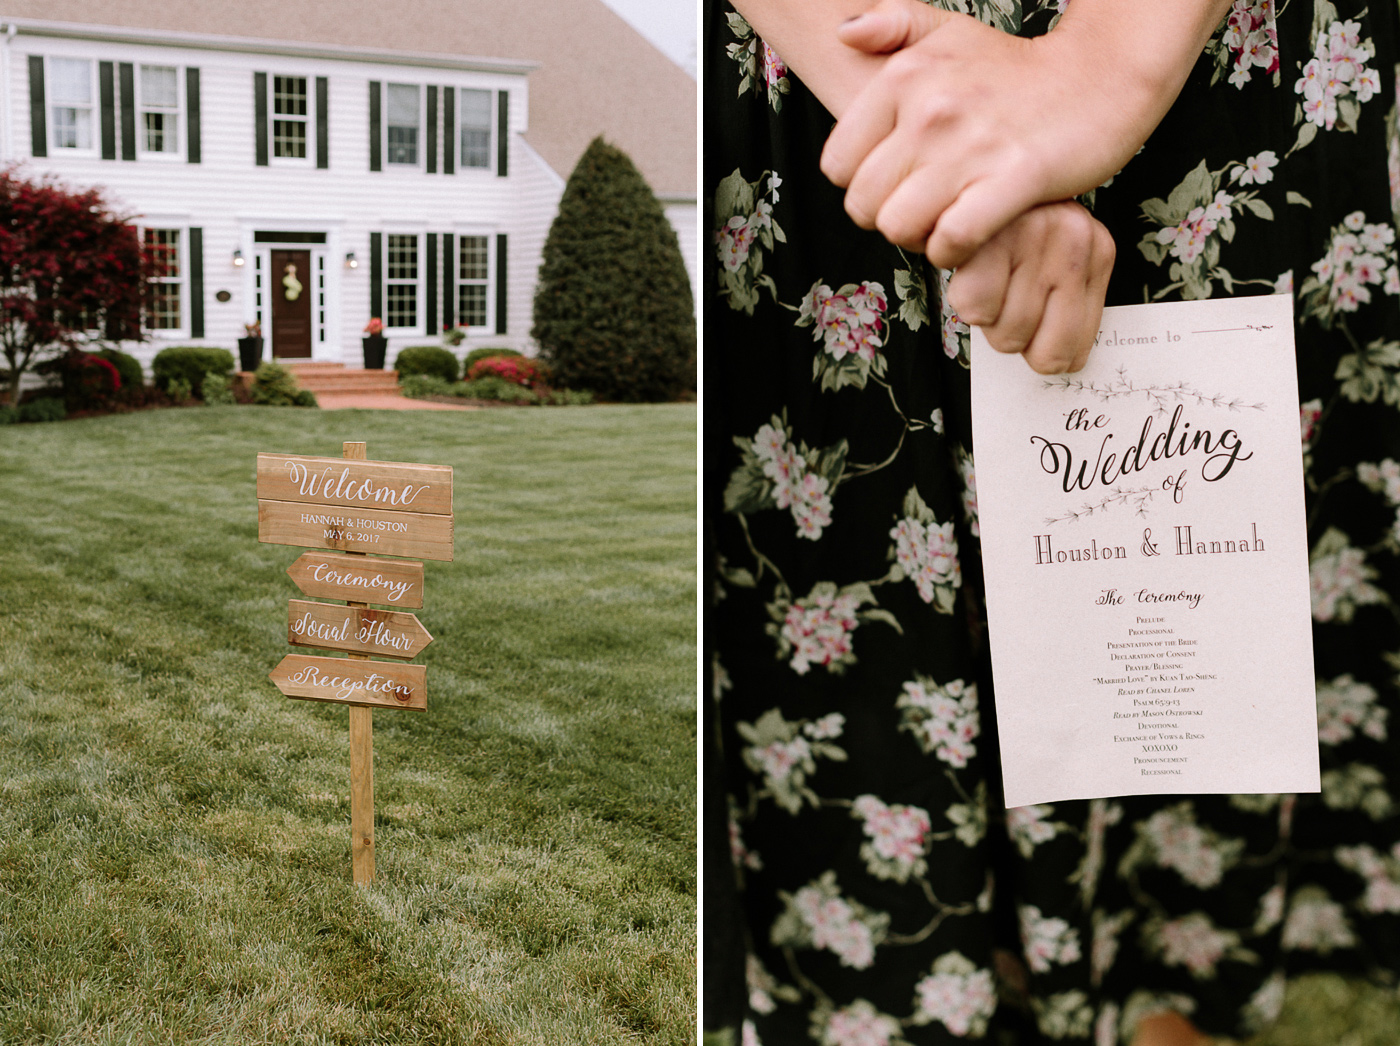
[270,249,312,358]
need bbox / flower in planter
[243,321,262,338]
[364,318,385,336]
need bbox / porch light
[232,249,245,267]
[345,251,358,269]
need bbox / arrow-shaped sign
[286,552,424,608]
[287,599,433,659]
[269,653,427,710]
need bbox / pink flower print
[742,1020,761,1046]
[913,954,997,1036]
[780,591,861,674]
[1315,674,1387,744]
[853,795,932,881]
[1157,914,1235,976]
[719,215,757,273]
[1019,905,1082,973]
[1356,67,1381,102]
[1387,267,1400,295]
[760,40,787,89]
[800,281,889,362]
[1235,150,1278,185]
[897,677,980,768]
[730,814,762,870]
[793,887,879,969]
[1156,207,1218,264]
[755,735,812,782]
[1300,399,1322,451]
[1204,191,1233,223]
[1358,223,1394,253]
[821,1002,902,1046]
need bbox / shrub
[151,346,235,398]
[461,346,522,372]
[466,355,549,387]
[294,389,318,408]
[543,388,595,406]
[0,405,16,424]
[249,362,313,406]
[394,345,460,383]
[95,348,144,393]
[442,327,466,346]
[458,376,540,404]
[36,350,122,410]
[201,371,236,406]
[401,374,455,399]
[18,397,65,423]
[167,377,193,404]
[532,137,694,402]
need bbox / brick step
[280,363,403,395]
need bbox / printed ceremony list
[970,295,1319,807]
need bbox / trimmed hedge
[394,345,460,383]
[250,362,318,407]
[151,346,235,398]
[461,346,522,372]
[94,348,144,392]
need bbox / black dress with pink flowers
[706,0,1400,1042]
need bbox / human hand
[819,0,1211,269]
[948,201,1114,374]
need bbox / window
[458,235,490,328]
[144,228,182,330]
[385,234,418,328]
[272,75,308,159]
[50,57,94,151]
[139,65,180,154]
[460,89,491,169]
[386,84,419,165]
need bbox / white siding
[12,34,541,375]
[663,201,698,313]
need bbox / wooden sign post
[260,441,453,885]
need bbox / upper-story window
[273,75,309,159]
[459,89,491,170]
[144,228,182,331]
[139,64,180,155]
[49,57,95,151]
[386,84,419,166]
[385,234,419,329]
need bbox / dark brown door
[271,249,312,358]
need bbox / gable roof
[4,0,696,197]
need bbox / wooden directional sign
[269,653,427,711]
[258,500,454,561]
[258,451,454,561]
[257,453,453,515]
[288,599,433,659]
[286,551,424,608]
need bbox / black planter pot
[362,335,388,370]
[237,336,264,372]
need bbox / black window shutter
[119,63,136,160]
[495,234,507,334]
[425,86,438,174]
[496,90,508,177]
[28,56,46,158]
[189,227,205,337]
[368,81,381,172]
[441,233,454,329]
[426,233,438,332]
[186,68,201,163]
[370,233,383,321]
[99,62,116,159]
[315,76,329,169]
[254,72,268,166]
[442,88,455,175]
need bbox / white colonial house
[3,2,696,374]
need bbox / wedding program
[970,295,1319,807]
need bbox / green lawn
[0,404,696,1044]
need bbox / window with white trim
[272,75,309,159]
[139,64,180,154]
[458,235,490,328]
[385,234,419,329]
[460,89,491,169]
[144,228,182,330]
[386,83,419,166]
[49,57,95,151]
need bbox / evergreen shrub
[95,349,144,393]
[394,345,460,383]
[400,374,455,399]
[532,137,694,402]
[18,397,65,422]
[0,405,16,424]
[201,372,236,406]
[151,346,235,398]
[250,362,317,407]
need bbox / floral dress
[706,0,1400,1042]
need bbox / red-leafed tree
[0,170,145,407]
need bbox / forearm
[729,0,884,116]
